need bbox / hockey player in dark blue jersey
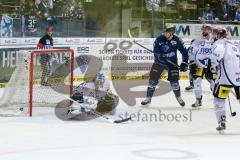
[141,26,189,107]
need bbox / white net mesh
[0,50,73,116]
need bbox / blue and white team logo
[198,58,209,67]
[196,48,212,68]
[162,45,170,52]
[199,48,212,55]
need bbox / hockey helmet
[201,24,212,37]
[212,27,219,34]
[46,25,54,32]
[217,26,228,38]
[164,24,176,33]
[201,24,212,31]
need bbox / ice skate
[176,96,185,107]
[192,96,202,109]
[141,97,151,106]
[185,85,194,91]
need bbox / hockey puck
[19,107,24,112]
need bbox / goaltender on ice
[68,73,119,117]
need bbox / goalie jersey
[72,79,110,99]
[211,38,240,86]
[70,75,118,115]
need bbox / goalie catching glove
[96,92,119,114]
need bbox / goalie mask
[95,73,105,88]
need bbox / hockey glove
[189,61,198,74]
[180,62,188,72]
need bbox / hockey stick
[227,96,236,117]
[127,29,180,68]
[64,95,132,123]
[128,29,154,53]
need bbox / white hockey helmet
[201,24,212,31]
[201,24,212,37]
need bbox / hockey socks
[193,77,202,99]
[214,98,226,132]
[141,86,155,105]
[170,81,185,106]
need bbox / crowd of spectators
[145,0,240,22]
[0,0,240,38]
[0,0,86,37]
[1,0,240,23]
[0,0,85,21]
[198,0,240,22]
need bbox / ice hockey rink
[0,80,240,160]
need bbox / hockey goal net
[0,49,74,117]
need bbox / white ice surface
[0,80,240,160]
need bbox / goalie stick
[127,29,179,68]
[64,95,132,123]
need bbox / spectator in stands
[228,0,240,20]
[234,4,240,21]
[198,3,219,22]
[228,0,240,11]
[221,0,228,19]
[145,0,160,11]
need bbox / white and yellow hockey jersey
[190,36,214,68]
[211,38,240,86]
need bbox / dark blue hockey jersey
[153,34,188,67]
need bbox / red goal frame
[29,49,74,117]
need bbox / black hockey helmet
[217,26,228,38]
